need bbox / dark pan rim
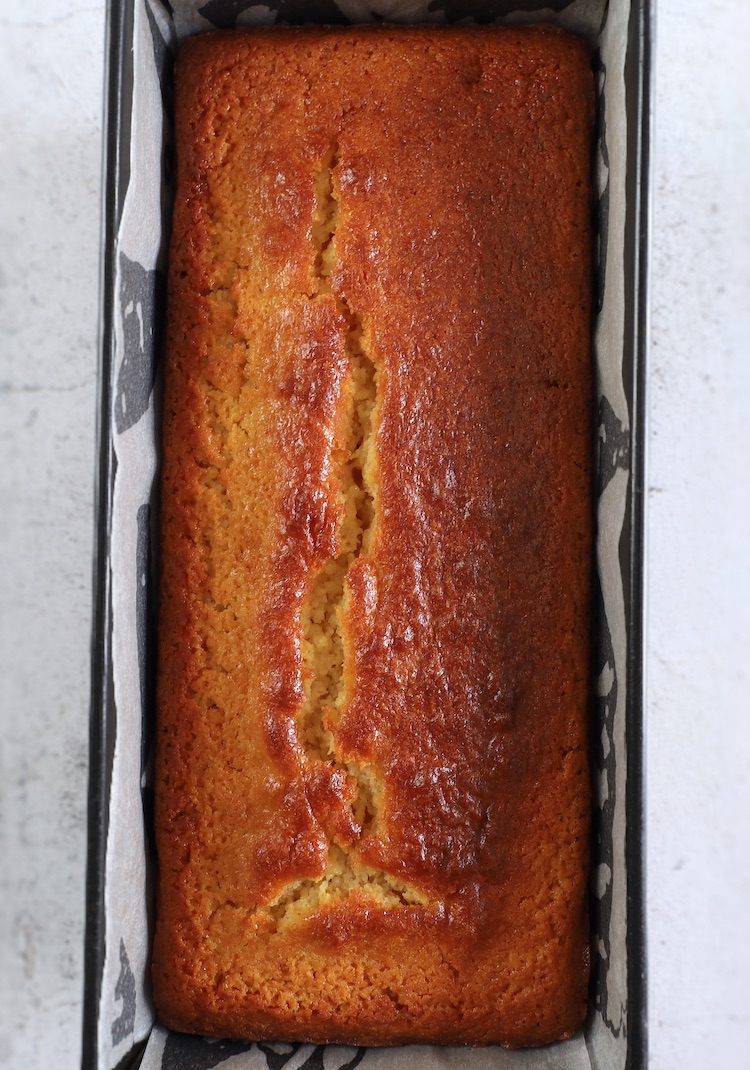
[82,1,651,1066]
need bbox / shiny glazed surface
[153,24,594,1047]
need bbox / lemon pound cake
[154,24,594,1047]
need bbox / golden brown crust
[154,24,594,1047]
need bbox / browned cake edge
[153,23,594,1048]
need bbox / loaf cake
[153,24,594,1047]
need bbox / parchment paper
[96,2,634,1067]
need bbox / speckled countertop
[1,2,748,1067]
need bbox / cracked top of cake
[154,24,594,1048]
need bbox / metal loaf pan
[85,1,650,1067]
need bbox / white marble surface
[0,1,748,1068]
[0,3,103,1067]
[647,1,750,1063]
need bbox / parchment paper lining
[97,2,633,1068]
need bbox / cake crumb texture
[154,24,594,1047]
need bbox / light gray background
[1,1,748,1067]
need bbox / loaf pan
[84,1,650,1067]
